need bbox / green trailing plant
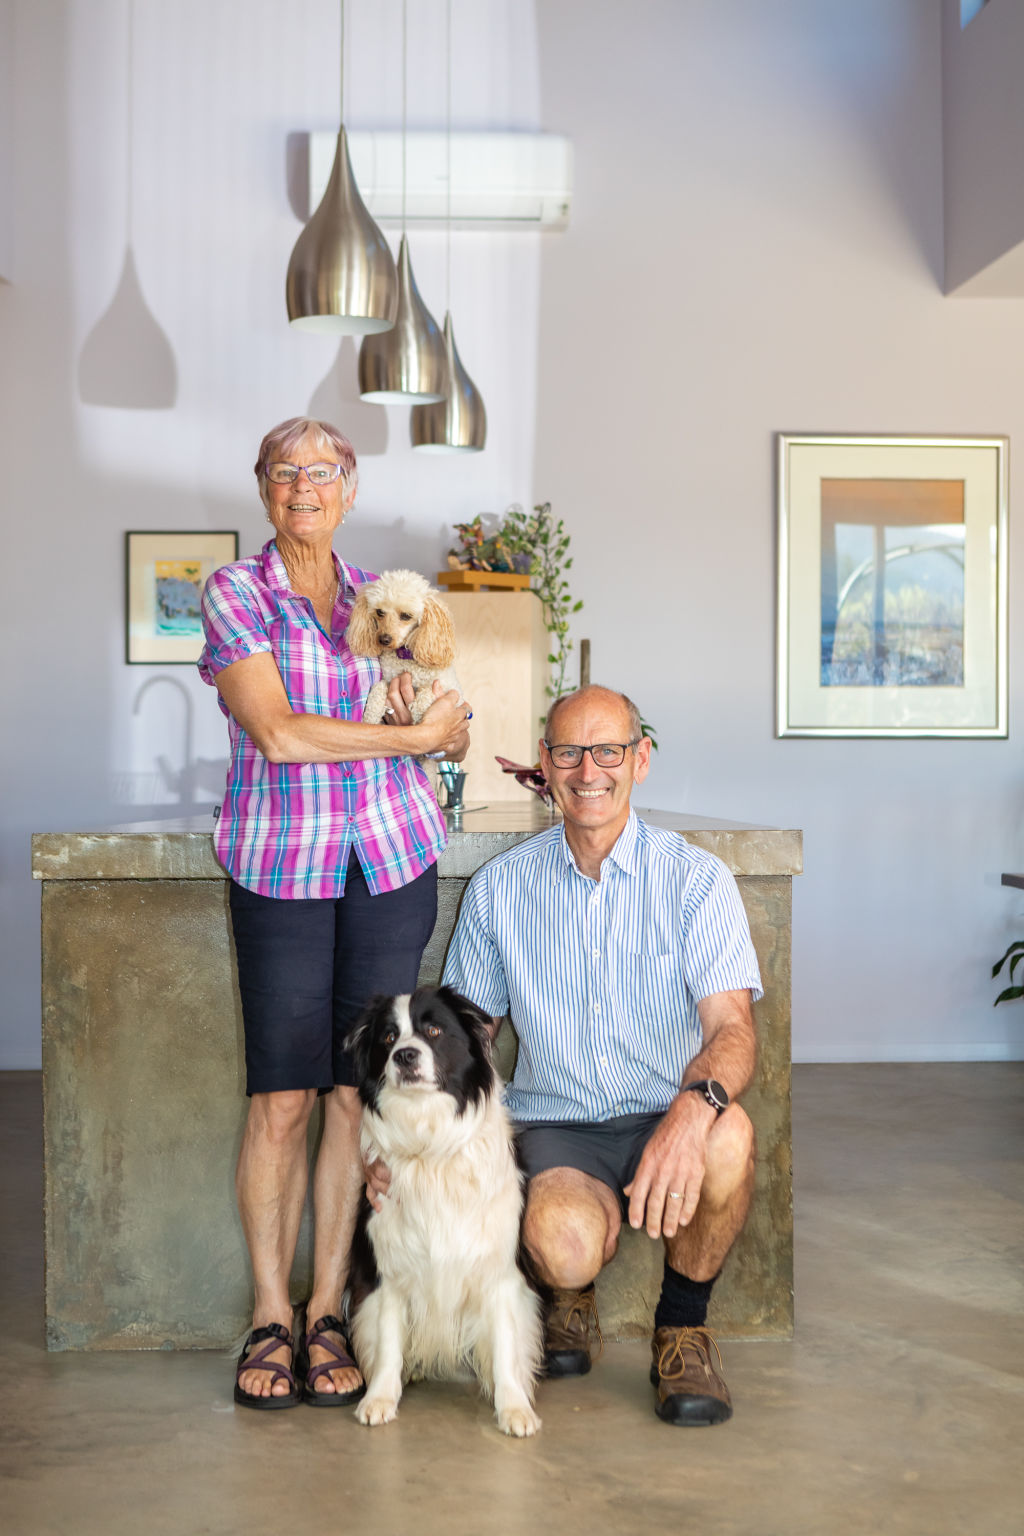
[449,503,582,708]
[501,502,582,704]
[992,941,1024,1005]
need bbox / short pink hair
[254,417,358,504]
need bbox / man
[442,685,763,1425]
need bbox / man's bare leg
[522,1167,619,1375]
[664,1106,756,1280]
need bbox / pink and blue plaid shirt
[198,539,446,900]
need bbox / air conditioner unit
[307,130,572,232]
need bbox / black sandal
[298,1314,366,1406]
[234,1321,302,1410]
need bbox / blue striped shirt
[442,811,763,1123]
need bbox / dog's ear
[345,591,380,657]
[344,994,395,1092]
[412,593,456,669]
[435,985,494,1050]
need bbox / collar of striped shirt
[554,808,642,882]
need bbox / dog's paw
[497,1405,541,1438]
[356,1395,400,1427]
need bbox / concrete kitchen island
[32,804,801,1349]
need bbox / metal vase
[410,310,487,452]
[286,126,398,335]
[358,233,447,402]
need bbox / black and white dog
[345,986,543,1437]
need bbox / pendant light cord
[339,0,345,123]
[445,0,452,312]
[401,0,408,234]
[126,0,134,242]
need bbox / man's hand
[623,1092,716,1239]
[364,1156,391,1212]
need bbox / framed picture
[125,531,238,664]
[776,435,1008,738]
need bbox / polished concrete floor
[2,1064,1022,1536]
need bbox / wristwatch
[682,1079,729,1115]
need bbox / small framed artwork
[776,435,1008,738]
[125,531,238,664]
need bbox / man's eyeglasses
[266,462,343,485]
[543,741,639,769]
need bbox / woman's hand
[420,686,472,760]
[383,676,471,761]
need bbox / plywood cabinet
[444,590,550,804]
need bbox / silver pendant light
[411,311,486,451]
[286,2,398,335]
[358,0,446,402]
[411,0,486,451]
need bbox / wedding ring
[668,1191,683,1200]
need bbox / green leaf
[994,985,1024,1006]
[992,940,1024,976]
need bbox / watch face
[706,1079,729,1110]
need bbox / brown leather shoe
[650,1325,733,1425]
[543,1285,603,1377]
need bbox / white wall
[532,0,1024,1062]
[0,0,541,1068]
[0,0,11,281]
[2,0,1023,1067]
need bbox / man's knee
[703,1104,756,1203]
[523,1168,620,1289]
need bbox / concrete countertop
[32,803,802,882]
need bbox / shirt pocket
[624,953,683,1031]
[269,618,342,714]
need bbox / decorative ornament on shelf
[447,503,582,707]
[495,757,554,810]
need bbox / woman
[199,417,470,1409]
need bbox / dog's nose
[378,632,393,647]
[392,1047,419,1069]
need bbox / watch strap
[682,1079,729,1115]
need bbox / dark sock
[653,1262,716,1331]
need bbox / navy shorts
[515,1113,664,1217]
[228,852,438,1096]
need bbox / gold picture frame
[777,435,1008,738]
[125,530,238,665]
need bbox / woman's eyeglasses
[266,462,343,485]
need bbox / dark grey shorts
[514,1113,664,1217]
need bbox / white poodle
[346,570,462,725]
